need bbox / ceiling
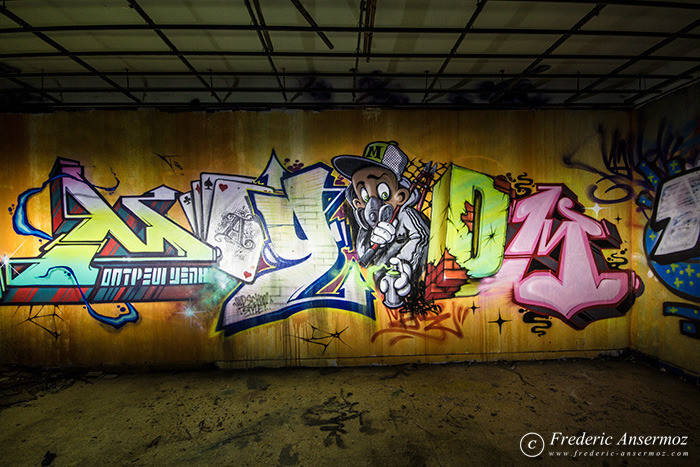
[1,0,699,111]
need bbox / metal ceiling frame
[423,0,488,103]
[564,17,700,103]
[243,0,287,102]
[0,101,637,111]
[2,24,699,39]
[489,0,700,9]
[3,50,699,61]
[0,86,666,96]
[489,2,606,104]
[0,3,139,104]
[1,0,698,111]
[352,0,378,102]
[625,62,700,103]
[0,71,690,80]
[126,0,221,103]
[289,0,334,50]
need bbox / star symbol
[469,301,480,314]
[484,227,498,245]
[1,241,27,276]
[177,302,207,325]
[489,310,511,334]
[614,215,622,223]
[586,203,605,218]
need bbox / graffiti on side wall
[1,141,644,342]
[643,167,699,301]
[663,302,700,339]
[564,118,699,338]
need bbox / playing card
[191,180,203,239]
[177,190,198,236]
[207,178,274,283]
[200,172,254,238]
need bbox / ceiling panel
[9,0,141,26]
[1,0,698,110]
[473,1,596,29]
[582,3,698,32]
[44,30,171,52]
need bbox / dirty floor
[0,358,698,466]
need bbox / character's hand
[370,220,397,246]
[379,257,412,298]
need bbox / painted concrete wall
[630,84,700,376]
[0,99,697,375]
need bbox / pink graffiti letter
[507,185,641,329]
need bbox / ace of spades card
[200,173,254,238]
[207,179,274,283]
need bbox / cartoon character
[332,142,429,307]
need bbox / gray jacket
[356,206,430,283]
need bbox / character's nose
[368,210,378,223]
[366,196,382,223]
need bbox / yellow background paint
[0,92,697,375]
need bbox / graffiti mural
[423,166,642,330]
[562,119,699,211]
[371,302,474,346]
[1,158,217,328]
[564,117,699,340]
[644,167,700,302]
[215,157,377,335]
[332,142,431,308]
[505,184,643,329]
[0,139,646,355]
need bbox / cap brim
[331,155,388,180]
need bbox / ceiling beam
[565,17,700,103]
[0,4,140,103]
[490,3,605,104]
[0,62,61,103]
[1,24,699,39]
[1,101,636,112]
[127,0,221,103]
[2,76,62,104]
[362,0,377,61]
[0,86,664,95]
[626,62,700,105]
[1,71,690,80]
[243,0,287,102]
[3,51,698,61]
[423,0,488,102]
[252,0,274,51]
[289,0,334,50]
[352,0,376,101]
[488,0,700,9]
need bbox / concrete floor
[0,358,698,466]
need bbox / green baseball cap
[332,141,408,180]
